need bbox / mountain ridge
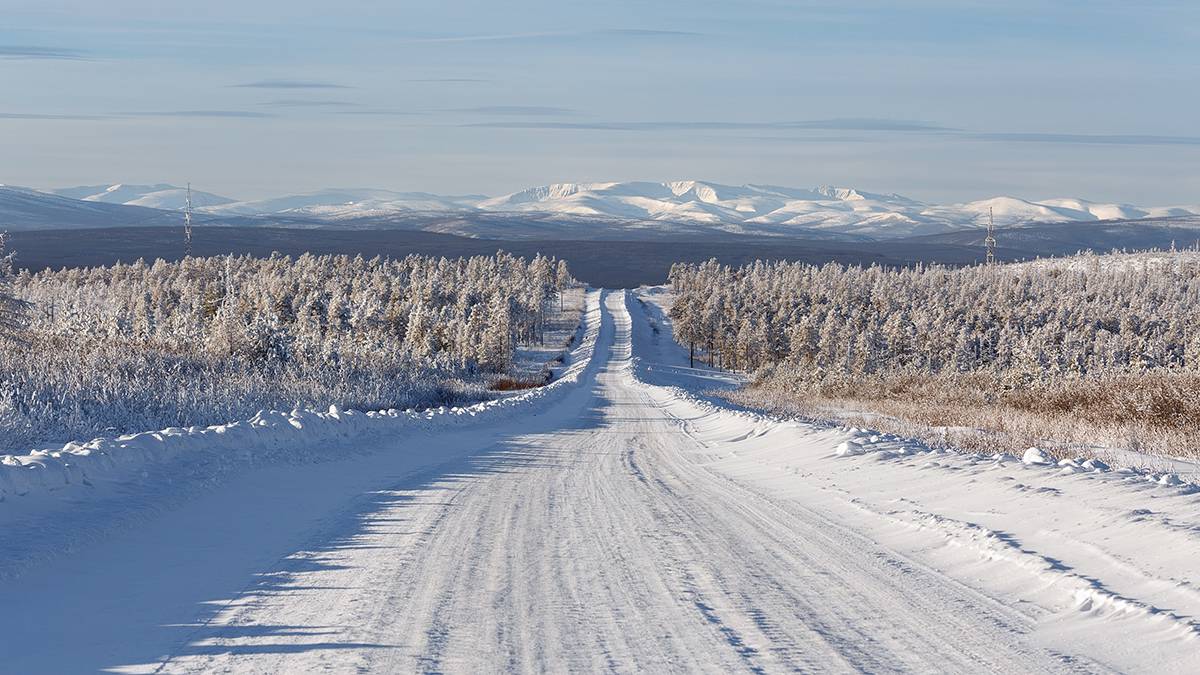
[6,180,1198,240]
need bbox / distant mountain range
[50,183,235,210]
[2,180,1198,240]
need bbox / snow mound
[1022,447,1052,465]
[836,440,865,457]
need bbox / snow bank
[0,291,604,506]
[1022,447,1052,465]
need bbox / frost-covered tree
[556,259,573,311]
[1,251,575,452]
[480,292,513,372]
[667,251,1200,382]
[0,232,31,342]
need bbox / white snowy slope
[50,184,236,210]
[10,180,1200,238]
[2,290,1199,673]
[210,179,1200,238]
[478,180,1200,237]
[0,184,179,230]
[198,187,487,217]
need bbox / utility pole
[985,206,997,265]
[184,183,194,258]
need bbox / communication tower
[184,183,194,258]
[985,206,997,265]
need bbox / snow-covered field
[2,288,1198,673]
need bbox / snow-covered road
[3,290,1198,673]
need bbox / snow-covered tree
[2,251,576,452]
[667,251,1200,381]
[480,292,513,372]
[556,259,573,311]
[0,232,31,342]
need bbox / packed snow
[1,288,1197,673]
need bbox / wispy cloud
[461,118,1200,147]
[232,80,349,89]
[334,110,423,117]
[463,118,951,132]
[0,45,89,60]
[0,112,106,120]
[401,78,490,83]
[460,117,1200,147]
[449,106,575,117]
[750,134,872,144]
[124,110,275,118]
[600,29,705,38]
[3,110,274,120]
[971,132,1200,146]
[792,118,954,131]
[260,100,359,108]
[397,28,702,44]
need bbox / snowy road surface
[3,290,1199,673]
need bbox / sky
[1,0,1197,204]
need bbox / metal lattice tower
[984,206,997,265]
[184,183,194,258]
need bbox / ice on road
[2,290,1198,673]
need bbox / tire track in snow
[145,290,1099,673]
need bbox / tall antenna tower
[184,182,194,258]
[984,206,997,265]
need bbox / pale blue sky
[2,0,1197,203]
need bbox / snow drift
[0,290,603,506]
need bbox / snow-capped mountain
[51,184,235,210]
[200,188,487,218]
[468,180,1200,238]
[0,184,180,230]
[5,180,1198,239]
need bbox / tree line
[667,252,1200,382]
[0,242,575,451]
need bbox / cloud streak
[396,28,702,44]
[0,112,106,120]
[5,108,1189,151]
[401,78,490,83]
[260,100,359,108]
[462,118,1197,148]
[463,118,952,132]
[232,80,349,89]
[334,110,423,117]
[0,45,89,60]
[449,106,575,117]
[970,132,1200,146]
[124,110,275,118]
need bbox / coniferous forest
[0,242,575,452]
[667,251,1200,457]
